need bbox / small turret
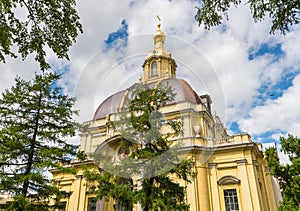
[142,17,177,83]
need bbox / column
[248,160,264,211]
[68,174,83,211]
[208,163,221,210]
[263,164,279,210]
[236,159,254,211]
[196,162,210,210]
[76,175,86,211]
[255,160,270,210]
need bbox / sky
[0,0,299,163]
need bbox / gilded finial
[157,15,161,30]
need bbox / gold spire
[153,16,165,50]
[157,15,161,30]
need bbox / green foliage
[85,170,135,211]
[195,0,300,34]
[0,72,80,210]
[85,83,195,211]
[0,0,82,69]
[265,134,300,210]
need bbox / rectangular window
[224,189,239,211]
[87,198,97,211]
[58,202,66,211]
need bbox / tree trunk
[21,90,42,197]
[144,177,154,211]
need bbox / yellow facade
[51,24,281,210]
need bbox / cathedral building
[50,24,281,211]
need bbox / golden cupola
[142,20,177,83]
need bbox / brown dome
[93,78,202,120]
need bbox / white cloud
[0,56,40,93]
[239,75,300,136]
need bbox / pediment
[218,175,240,185]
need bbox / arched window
[151,61,158,77]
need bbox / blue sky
[104,19,128,51]
[0,0,299,161]
[99,16,299,149]
[248,43,284,61]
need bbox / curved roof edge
[93,78,205,120]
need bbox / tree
[0,0,82,70]
[0,72,81,210]
[195,0,300,34]
[85,83,195,211]
[265,134,300,210]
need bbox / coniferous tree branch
[265,134,300,210]
[0,72,81,210]
[85,83,195,210]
